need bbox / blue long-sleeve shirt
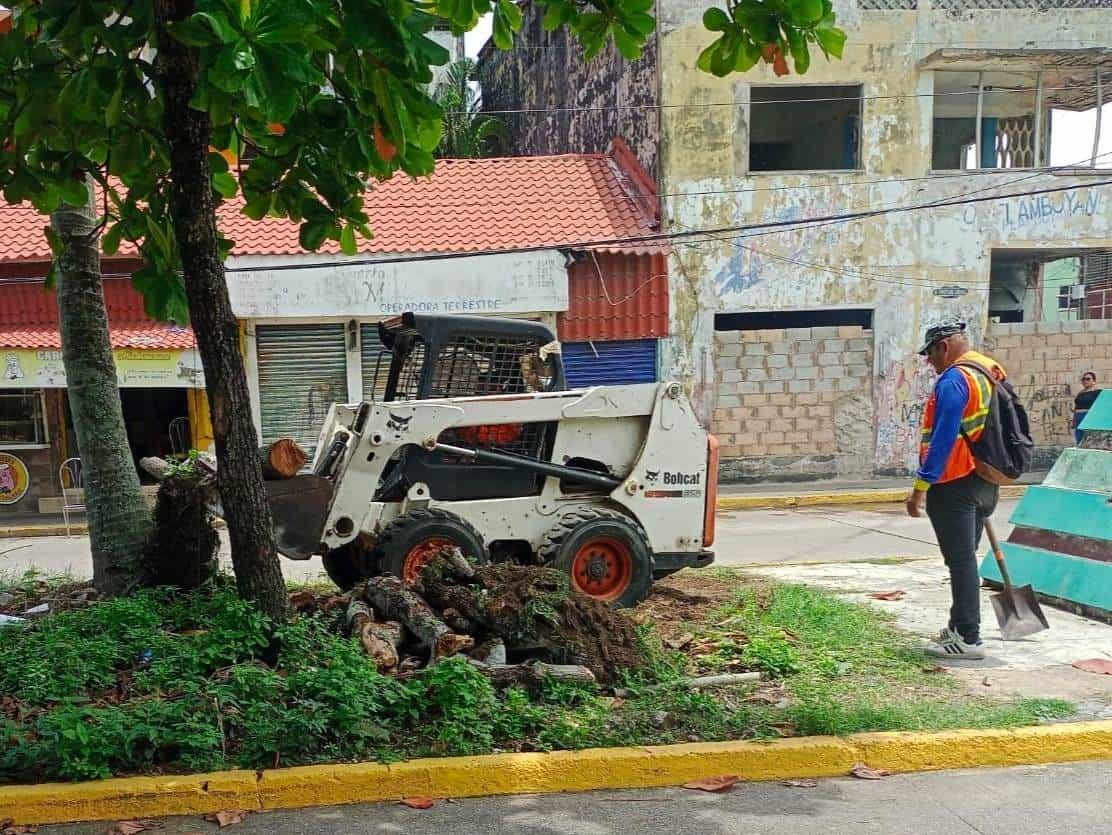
[915,368,970,487]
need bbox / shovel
[984,518,1049,641]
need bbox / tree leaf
[867,590,906,601]
[212,172,238,199]
[784,27,810,74]
[1072,659,1112,675]
[814,15,846,59]
[850,762,890,780]
[791,0,824,24]
[204,810,250,827]
[612,25,641,61]
[683,775,739,792]
[192,11,240,43]
[106,821,161,835]
[339,223,357,256]
[59,177,90,207]
[102,223,124,256]
[702,7,730,32]
[400,797,436,809]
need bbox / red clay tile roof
[0,278,195,350]
[0,149,660,264]
[0,323,196,350]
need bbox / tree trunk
[364,575,474,659]
[52,180,152,596]
[153,0,287,624]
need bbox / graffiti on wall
[1024,380,1074,446]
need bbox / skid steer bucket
[265,474,334,559]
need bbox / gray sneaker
[925,627,986,660]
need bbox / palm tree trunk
[154,0,288,624]
[51,178,152,596]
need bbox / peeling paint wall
[657,0,1112,475]
[476,1,662,179]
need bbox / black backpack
[954,360,1034,483]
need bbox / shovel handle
[983,518,1014,590]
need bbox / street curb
[0,486,1031,538]
[716,484,1028,511]
[3,720,1110,825]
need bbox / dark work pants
[925,473,999,645]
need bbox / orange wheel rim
[570,536,633,601]
[402,537,455,585]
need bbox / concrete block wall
[712,325,875,482]
[984,319,1112,470]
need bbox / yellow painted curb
[716,484,1027,511]
[3,721,1110,825]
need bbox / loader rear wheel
[377,509,487,586]
[539,509,653,608]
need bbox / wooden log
[259,439,308,480]
[140,456,174,482]
[470,660,596,689]
[346,599,404,672]
[440,546,475,580]
[613,672,761,699]
[364,575,474,660]
[470,638,507,666]
[441,607,474,634]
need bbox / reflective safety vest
[918,350,1006,486]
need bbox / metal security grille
[391,338,428,401]
[995,116,1036,168]
[256,324,348,452]
[562,339,658,387]
[427,335,550,398]
[859,0,916,9]
[935,0,1112,8]
[359,323,390,402]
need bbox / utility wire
[225,177,1112,272]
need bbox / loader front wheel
[540,510,653,608]
[377,509,487,586]
[321,539,377,591]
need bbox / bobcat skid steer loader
[266,313,718,607]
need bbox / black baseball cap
[917,318,967,355]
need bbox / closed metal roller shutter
[561,339,658,387]
[257,324,348,451]
[360,322,390,401]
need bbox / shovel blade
[265,474,335,560]
[991,585,1050,641]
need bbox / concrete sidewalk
[34,761,1112,834]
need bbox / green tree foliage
[0,0,844,283]
[432,58,508,158]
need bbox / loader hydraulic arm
[429,442,622,491]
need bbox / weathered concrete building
[480,0,1112,481]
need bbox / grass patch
[0,570,1075,784]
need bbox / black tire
[376,509,487,586]
[538,508,653,608]
[321,539,377,591]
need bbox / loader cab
[369,313,566,502]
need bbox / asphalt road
[34,761,1112,834]
[0,499,1020,582]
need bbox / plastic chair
[169,416,191,456]
[59,457,85,538]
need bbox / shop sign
[226,250,569,319]
[0,452,30,505]
[0,349,205,389]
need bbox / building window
[932,70,1047,171]
[749,85,862,172]
[989,249,1112,323]
[0,390,47,446]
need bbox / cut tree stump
[363,575,474,660]
[259,439,308,480]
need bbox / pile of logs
[342,549,619,688]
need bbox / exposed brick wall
[712,326,875,482]
[984,319,1112,469]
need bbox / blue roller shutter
[562,339,658,387]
